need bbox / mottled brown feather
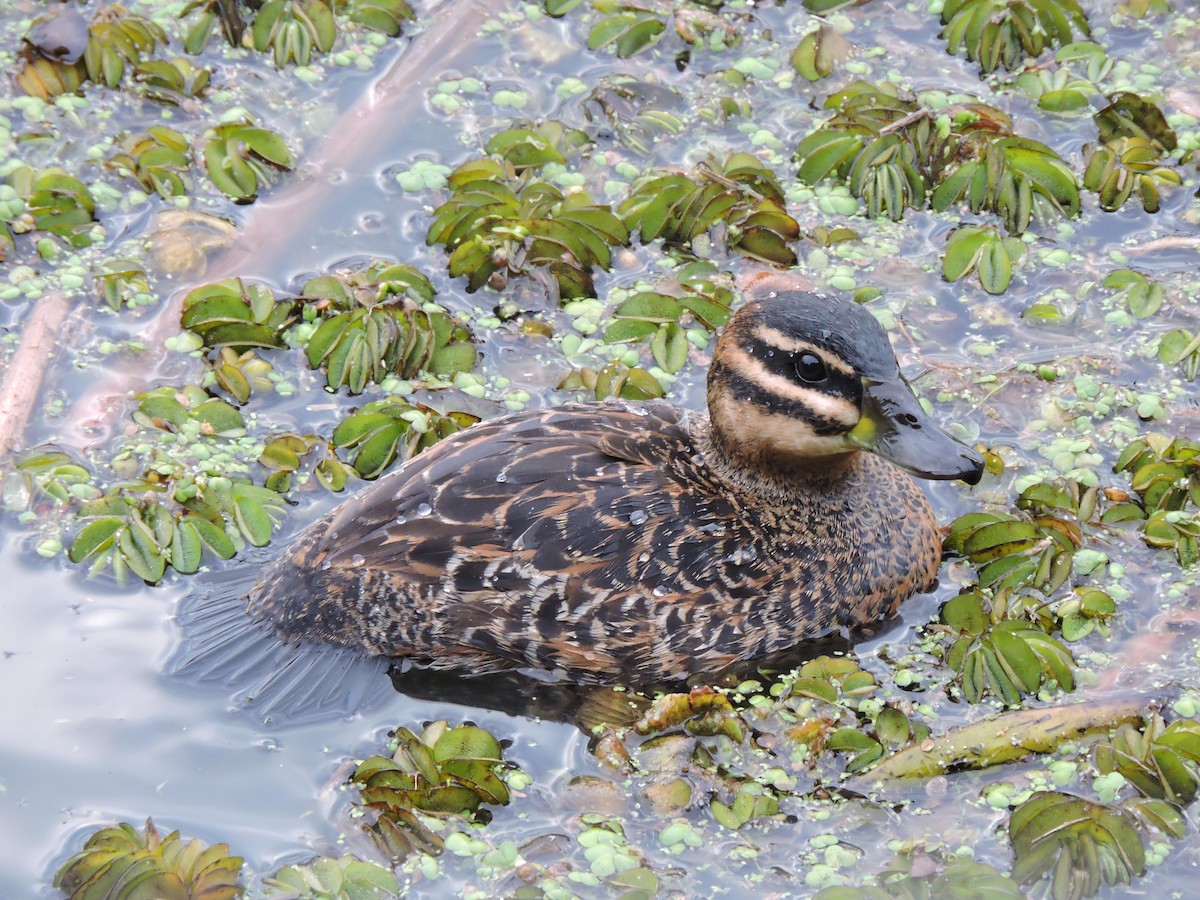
[249,399,943,684]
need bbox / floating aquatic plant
[796,81,1080,238]
[620,153,799,264]
[263,854,399,898]
[1009,792,1144,900]
[940,0,1090,75]
[18,4,167,98]
[301,263,477,393]
[351,721,516,861]
[202,120,294,203]
[331,399,480,479]
[54,818,244,900]
[428,156,628,298]
[1110,434,1200,566]
[557,361,666,401]
[109,127,193,199]
[602,262,734,373]
[181,278,299,351]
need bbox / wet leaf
[1009,792,1143,899]
[55,818,243,900]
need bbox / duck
[247,291,984,685]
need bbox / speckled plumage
[248,291,983,684]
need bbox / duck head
[706,292,984,485]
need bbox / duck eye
[796,352,828,384]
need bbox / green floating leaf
[943,225,1022,294]
[252,0,337,68]
[558,362,665,401]
[1010,792,1144,899]
[55,818,244,900]
[428,154,628,298]
[352,720,517,862]
[942,0,1090,75]
[264,853,399,898]
[342,0,415,36]
[791,24,852,82]
[621,153,798,262]
[26,167,96,248]
[1095,714,1200,805]
[300,262,474,393]
[1095,91,1177,151]
[203,120,294,202]
[333,400,478,479]
[588,11,666,59]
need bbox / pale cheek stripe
[715,396,849,456]
[721,344,859,426]
[749,325,856,378]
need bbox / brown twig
[0,290,74,465]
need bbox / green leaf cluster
[18,5,167,98]
[774,656,934,775]
[109,127,193,199]
[263,854,399,898]
[428,157,628,298]
[939,591,1076,704]
[583,0,746,59]
[1084,137,1181,213]
[814,852,1023,900]
[22,167,97,249]
[710,782,780,830]
[352,721,515,862]
[331,399,479,479]
[68,471,285,583]
[941,0,1089,75]
[1014,42,1109,112]
[588,8,666,59]
[942,225,1024,294]
[1009,792,1144,900]
[791,24,852,82]
[302,263,477,393]
[796,80,1080,250]
[1095,715,1200,805]
[132,57,212,105]
[4,451,96,510]
[252,0,337,68]
[602,263,734,374]
[97,258,153,311]
[1159,327,1200,382]
[182,279,299,351]
[55,818,243,900]
[202,120,295,202]
[333,0,417,37]
[620,153,799,264]
[259,432,352,492]
[1110,434,1200,565]
[557,361,665,400]
[183,0,413,56]
[1101,269,1163,319]
[210,348,275,406]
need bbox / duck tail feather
[165,570,393,727]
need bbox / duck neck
[692,413,861,498]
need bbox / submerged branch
[851,694,1163,784]
[0,291,74,465]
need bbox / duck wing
[250,401,750,677]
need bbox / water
[4,0,1200,895]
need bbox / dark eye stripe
[712,368,858,434]
[731,334,860,403]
